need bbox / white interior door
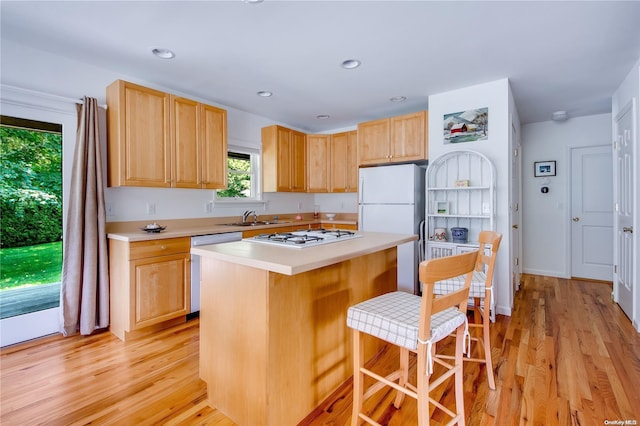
[570,145,613,281]
[614,100,635,320]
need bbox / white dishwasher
[190,232,243,313]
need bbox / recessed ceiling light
[151,48,175,59]
[341,59,361,69]
[243,0,264,3]
[390,96,406,102]
[552,110,569,121]
[316,115,330,120]
[257,90,272,97]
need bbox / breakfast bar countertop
[190,231,417,275]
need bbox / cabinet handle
[572,217,580,222]
[512,224,519,229]
[160,245,167,250]
[623,226,633,234]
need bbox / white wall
[521,113,612,278]
[428,78,516,316]
[0,39,357,223]
[611,58,640,332]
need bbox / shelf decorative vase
[434,228,447,241]
[450,227,468,243]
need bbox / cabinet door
[390,110,427,162]
[306,134,330,192]
[171,96,200,188]
[290,130,307,192]
[108,80,171,187]
[357,118,390,166]
[330,131,356,192]
[133,253,189,329]
[276,127,293,191]
[201,104,228,189]
[345,131,358,191]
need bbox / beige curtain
[60,97,109,336]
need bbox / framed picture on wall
[443,107,488,144]
[534,161,556,177]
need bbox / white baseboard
[522,268,568,278]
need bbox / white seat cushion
[434,270,487,299]
[346,291,467,351]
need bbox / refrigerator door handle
[359,179,364,204]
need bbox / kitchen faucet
[242,210,257,223]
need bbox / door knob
[512,224,519,229]
[572,217,580,222]
[623,227,634,233]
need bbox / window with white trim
[215,146,261,202]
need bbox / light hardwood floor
[1,274,639,425]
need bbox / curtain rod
[1,84,107,109]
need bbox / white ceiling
[2,1,640,133]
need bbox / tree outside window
[216,150,260,200]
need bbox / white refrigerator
[359,164,425,294]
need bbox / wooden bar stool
[347,250,478,426]
[433,231,502,390]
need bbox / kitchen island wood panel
[199,246,398,426]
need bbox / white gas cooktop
[245,229,361,249]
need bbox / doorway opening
[0,116,63,320]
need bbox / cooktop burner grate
[248,229,360,248]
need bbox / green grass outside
[0,241,62,290]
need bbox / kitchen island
[191,231,417,426]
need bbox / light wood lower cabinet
[199,248,396,425]
[109,237,190,341]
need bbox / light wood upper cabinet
[262,125,307,192]
[291,130,306,192]
[200,103,228,189]
[357,110,428,166]
[330,130,358,192]
[390,110,428,162]
[306,134,331,192]
[107,80,227,189]
[171,96,200,188]
[107,80,171,187]
[357,117,390,166]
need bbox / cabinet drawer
[129,237,190,260]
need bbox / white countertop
[109,221,329,242]
[190,231,417,275]
[106,218,357,242]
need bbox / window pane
[217,151,253,198]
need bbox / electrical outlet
[298,202,302,210]
[204,201,213,213]
[105,203,114,216]
[147,202,156,215]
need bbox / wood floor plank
[1,274,639,425]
